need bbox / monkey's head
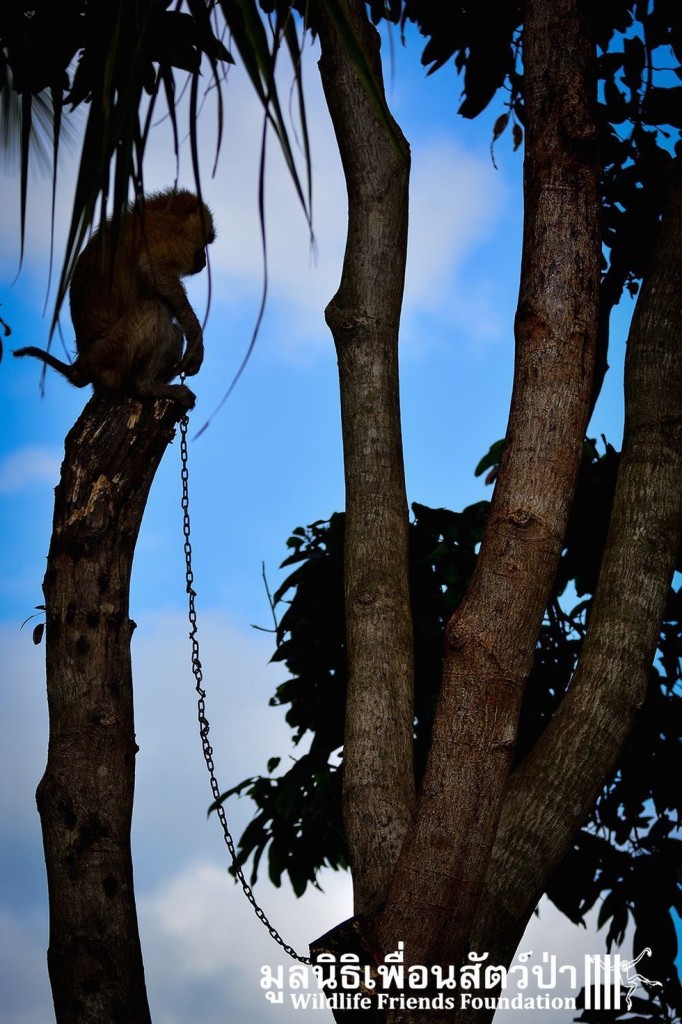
[135,188,216,276]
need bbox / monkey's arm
[146,271,204,376]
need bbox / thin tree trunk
[465,156,682,1003]
[37,392,187,1024]
[314,0,415,916]
[377,0,600,973]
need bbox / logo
[259,944,664,1013]
[584,947,663,1011]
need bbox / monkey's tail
[13,347,88,388]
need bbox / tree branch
[313,0,415,915]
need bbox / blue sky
[0,25,641,1024]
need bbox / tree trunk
[313,0,416,916]
[465,154,682,1003]
[37,392,188,1024]
[376,0,600,974]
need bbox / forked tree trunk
[37,392,188,1024]
[313,0,600,1014]
[313,2,680,1020]
[376,0,600,975]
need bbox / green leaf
[474,438,505,477]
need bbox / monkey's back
[69,221,149,349]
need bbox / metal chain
[178,412,311,964]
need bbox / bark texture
[314,0,415,915]
[376,0,600,972]
[37,392,188,1024]
[464,155,682,999]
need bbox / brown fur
[14,189,216,402]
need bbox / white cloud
[139,859,351,1024]
[406,137,505,310]
[0,446,61,493]
[107,606,354,1022]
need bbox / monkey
[14,188,216,404]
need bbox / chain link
[178,412,311,964]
